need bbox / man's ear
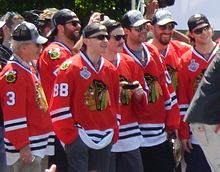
[123,28,130,35]
[57,24,64,34]
[188,31,194,39]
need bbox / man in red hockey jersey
[177,14,218,172]
[102,19,148,172]
[0,21,55,172]
[50,23,120,172]
[121,9,180,172]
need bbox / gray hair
[10,39,33,53]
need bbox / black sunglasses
[193,25,210,34]
[133,24,149,32]
[88,34,110,40]
[65,21,79,27]
[110,35,126,41]
[159,23,175,31]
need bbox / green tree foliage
[0,0,131,26]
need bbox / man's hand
[45,164,57,172]
[19,145,34,164]
[132,81,145,102]
[181,139,193,153]
[145,0,159,19]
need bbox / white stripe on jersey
[4,117,27,132]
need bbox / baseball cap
[47,8,79,37]
[121,10,151,28]
[188,14,210,31]
[12,21,48,44]
[101,19,121,33]
[151,9,177,25]
[82,23,107,38]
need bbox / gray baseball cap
[121,10,151,28]
[151,9,177,25]
[12,21,48,44]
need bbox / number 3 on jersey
[54,83,68,97]
[6,91,15,105]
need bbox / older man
[0,21,55,172]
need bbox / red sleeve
[49,64,78,144]
[176,58,191,140]
[1,70,30,149]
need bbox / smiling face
[84,31,109,55]
[107,27,125,53]
[189,24,213,45]
[125,23,149,45]
[63,21,81,43]
[153,22,175,45]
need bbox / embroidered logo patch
[84,79,110,111]
[60,60,72,71]
[80,66,91,79]
[188,59,199,72]
[48,48,61,60]
[5,70,17,83]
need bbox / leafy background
[0,0,131,26]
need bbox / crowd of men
[0,0,219,172]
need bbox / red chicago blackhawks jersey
[50,51,120,149]
[0,55,54,165]
[147,43,180,119]
[123,43,180,147]
[169,40,191,60]
[177,45,219,141]
[110,53,148,152]
[38,41,73,103]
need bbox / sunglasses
[193,25,210,34]
[133,24,149,32]
[88,34,110,40]
[65,21,79,27]
[159,23,175,31]
[110,35,126,41]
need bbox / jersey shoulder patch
[5,70,17,83]
[60,60,72,71]
[48,48,61,60]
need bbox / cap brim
[34,35,48,44]
[0,21,6,28]
[132,19,151,27]
[157,19,177,26]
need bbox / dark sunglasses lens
[72,21,79,26]
[169,24,175,30]
[97,35,109,40]
[135,26,143,32]
[194,28,203,34]
[114,35,126,41]
[159,24,175,30]
[194,26,209,34]
[66,21,79,26]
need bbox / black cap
[101,19,121,33]
[121,10,151,28]
[47,9,79,37]
[188,14,210,31]
[82,23,107,38]
[12,21,48,44]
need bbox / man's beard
[159,34,171,45]
[64,27,80,43]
